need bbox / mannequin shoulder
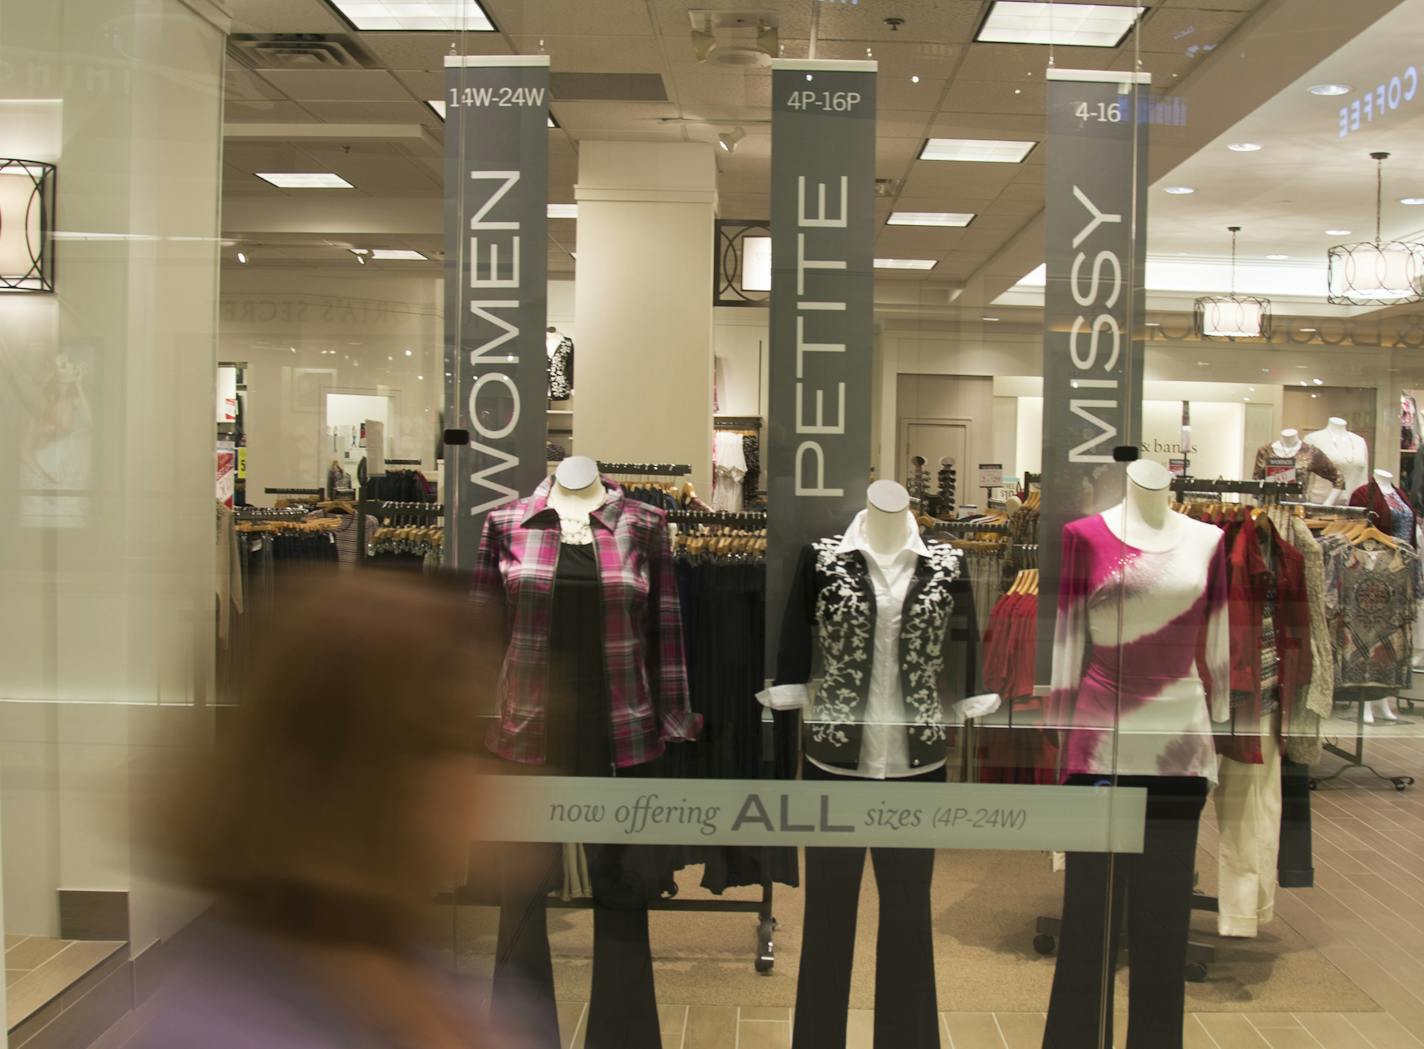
[1176,513,1229,551]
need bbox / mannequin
[472,463,699,1049]
[1305,417,1369,505]
[546,326,574,401]
[1254,428,1344,503]
[1045,458,1228,1049]
[764,481,988,1049]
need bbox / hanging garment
[1251,441,1344,501]
[1349,479,1419,547]
[762,509,992,774]
[741,432,761,506]
[1048,512,1230,784]
[1403,393,1419,452]
[1276,515,1334,764]
[547,335,574,401]
[1323,537,1417,699]
[1214,711,1282,938]
[472,476,701,768]
[711,431,748,512]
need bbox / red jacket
[1349,480,1418,546]
[1219,514,1311,764]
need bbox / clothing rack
[667,509,767,528]
[263,486,323,498]
[932,519,1011,535]
[1170,478,1303,498]
[1280,500,1367,517]
[384,458,422,466]
[356,500,445,564]
[1313,701,1416,791]
[598,462,692,477]
[713,415,762,431]
[237,506,309,520]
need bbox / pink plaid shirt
[472,477,701,768]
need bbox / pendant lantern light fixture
[1194,225,1271,340]
[1327,152,1424,306]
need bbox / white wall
[0,0,227,959]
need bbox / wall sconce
[0,158,57,293]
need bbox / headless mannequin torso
[1274,428,1302,457]
[549,456,604,543]
[1101,460,1182,551]
[864,479,914,557]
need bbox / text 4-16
[448,86,547,109]
[1075,101,1124,123]
[787,90,863,112]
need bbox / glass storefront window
[4,3,1424,1048]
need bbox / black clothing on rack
[1044,775,1208,1049]
[363,469,434,503]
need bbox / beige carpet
[438,849,1378,1014]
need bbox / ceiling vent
[550,72,669,102]
[688,10,780,67]
[229,34,373,70]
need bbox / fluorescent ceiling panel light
[874,258,937,270]
[1325,228,1351,236]
[1309,83,1351,96]
[324,0,495,32]
[367,249,426,260]
[888,211,975,227]
[429,100,555,127]
[1401,197,1424,206]
[256,172,353,189]
[919,138,1035,164]
[976,2,1143,48]
[1266,254,1289,260]
[547,204,578,219]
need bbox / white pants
[1214,712,1282,938]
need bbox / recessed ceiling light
[1299,327,1318,332]
[364,249,427,261]
[236,251,248,264]
[919,138,1036,163]
[1401,197,1424,206]
[910,75,920,84]
[874,258,938,270]
[888,211,975,227]
[1313,378,1323,385]
[547,204,578,219]
[1163,186,1195,195]
[404,349,413,357]
[1227,143,1262,152]
[1146,322,1162,327]
[1266,254,1290,260]
[981,316,1001,322]
[256,172,353,189]
[1325,228,1351,236]
[976,1,1143,48]
[323,0,495,32]
[1309,83,1351,96]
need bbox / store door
[901,418,969,488]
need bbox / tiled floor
[78,723,1424,1049]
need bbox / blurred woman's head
[176,571,484,942]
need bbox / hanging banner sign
[766,59,877,663]
[473,775,1147,853]
[442,55,551,571]
[1036,69,1151,685]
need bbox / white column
[574,142,718,489]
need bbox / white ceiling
[220,0,1417,316]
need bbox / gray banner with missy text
[473,776,1147,853]
[442,56,551,571]
[1036,70,1150,686]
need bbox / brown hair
[171,570,487,942]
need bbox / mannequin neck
[863,503,913,558]
[1103,476,1179,550]
[1375,470,1395,494]
[1276,431,1302,454]
[546,332,562,353]
[1327,419,1349,436]
[548,478,605,519]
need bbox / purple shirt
[473,477,701,768]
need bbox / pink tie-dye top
[1048,512,1230,784]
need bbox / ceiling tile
[359,31,509,69]
[942,79,1045,116]
[510,35,667,74]
[227,0,347,34]
[1136,8,1244,55]
[259,68,415,101]
[649,1,813,41]
[226,66,286,101]
[225,99,317,122]
[554,100,683,135]
[300,99,434,122]
[815,1,983,44]
[878,75,947,112]
[484,0,655,37]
